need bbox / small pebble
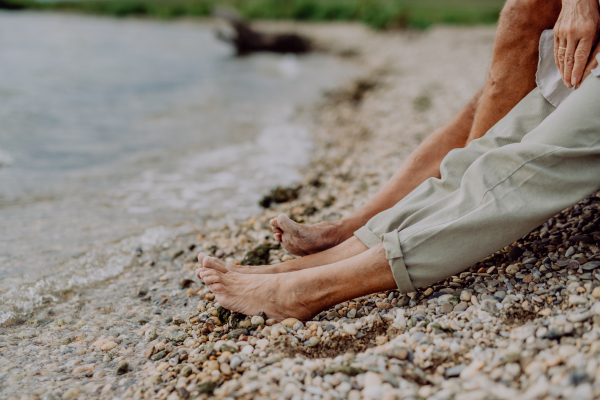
[440,303,453,314]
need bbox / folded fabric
[536,29,600,107]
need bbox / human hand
[554,0,600,88]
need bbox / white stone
[214,340,225,352]
[362,386,384,400]
[337,382,352,393]
[460,359,485,379]
[569,295,587,306]
[343,324,358,335]
[521,376,548,400]
[166,392,180,400]
[392,313,406,330]
[535,327,548,338]
[255,339,269,350]
[240,345,254,355]
[363,372,382,388]
[292,321,304,331]
[348,390,362,400]
[62,387,84,400]
[283,382,301,397]
[572,383,593,400]
[460,291,472,302]
[568,311,592,323]
[558,345,578,360]
[251,316,265,326]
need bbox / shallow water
[0,12,361,323]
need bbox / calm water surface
[0,12,361,322]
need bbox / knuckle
[574,51,588,62]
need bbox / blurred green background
[0,0,506,29]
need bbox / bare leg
[272,0,562,256]
[270,93,478,256]
[197,236,367,276]
[197,243,394,320]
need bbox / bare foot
[196,243,396,321]
[196,254,313,320]
[270,214,346,256]
[197,252,282,275]
[196,235,368,277]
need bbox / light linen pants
[354,75,600,294]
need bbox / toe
[197,267,218,280]
[197,252,208,263]
[209,283,225,293]
[204,256,229,273]
[277,214,298,235]
[273,233,282,242]
[203,274,222,286]
[270,218,283,234]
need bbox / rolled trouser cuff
[354,226,382,248]
[382,230,416,294]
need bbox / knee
[490,0,561,69]
[498,0,560,35]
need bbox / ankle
[335,217,367,238]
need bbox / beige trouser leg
[355,75,600,293]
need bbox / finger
[557,38,567,83]
[554,32,561,71]
[273,233,282,242]
[563,37,578,88]
[571,38,594,87]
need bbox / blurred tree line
[0,0,505,29]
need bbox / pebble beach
[2,22,600,400]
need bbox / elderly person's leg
[271,0,562,257]
[226,86,555,276]
[271,91,480,256]
[199,76,600,320]
[363,76,600,293]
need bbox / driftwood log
[215,11,311,56]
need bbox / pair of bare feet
[196,217,397,321]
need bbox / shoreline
[2,22,600,400]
